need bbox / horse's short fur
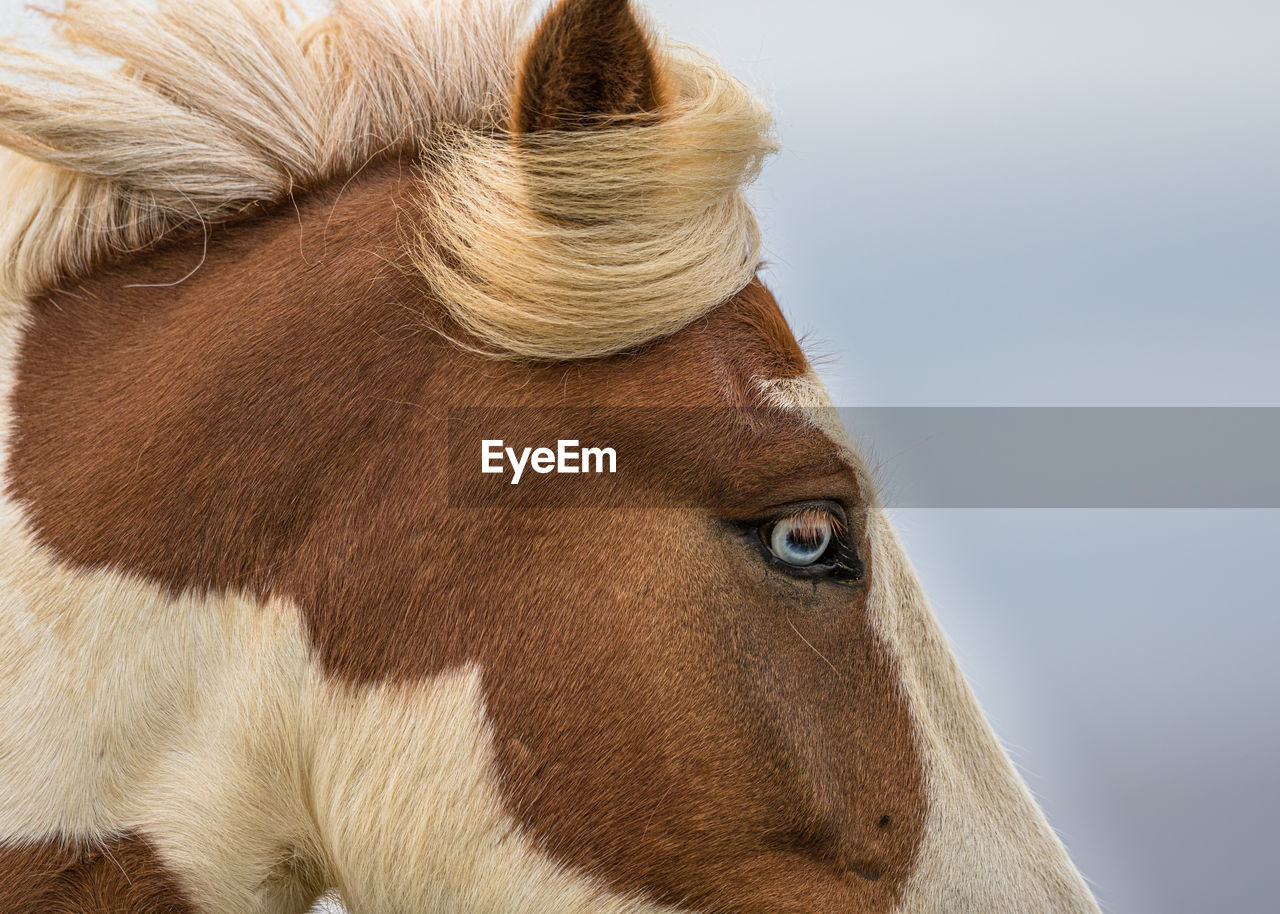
[0,1,1101,912]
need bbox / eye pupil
[768,512,834,567]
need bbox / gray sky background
[2,2,1277,912]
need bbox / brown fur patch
[9,156,925,910]
[0,833,194,913]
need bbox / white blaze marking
[757,371,1100,913]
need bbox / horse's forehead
[487,278,809,413]
[661,278,811,400]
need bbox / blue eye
[766,511,835,567]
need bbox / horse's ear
[511,0,671,133]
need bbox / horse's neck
[0,164,433,910]
[0,158,421,804]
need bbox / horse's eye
[765,510,836,567]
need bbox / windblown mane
[0,0,776,358]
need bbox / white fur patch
[0,291,687,912]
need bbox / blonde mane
[0,0,777,358]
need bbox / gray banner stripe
[840,408,1280,508]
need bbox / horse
[0,1,1101,911]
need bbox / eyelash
[751,504,865,582]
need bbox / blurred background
[4,1,1276,912]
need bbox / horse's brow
[748,373,867,480]
[751,373,832,413]
[752,373,849,429]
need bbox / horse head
[0,1,1100,911]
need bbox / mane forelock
[0,0,777,359]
